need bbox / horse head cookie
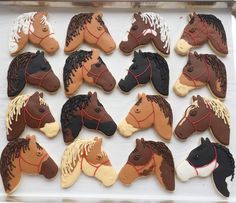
[119,138,175,191]
[8,50,60,97]
[64,12,116,54]
[176,137,235,197]
[61,137,117,188]
[0,135,58,193]
[9,12,59,55]
[63,49,116,96]
[6,91,60,141]
[175,95,230,145]
[118,93,173,140]
[175,12,228,56]
[119,12,170,55]
[174,52,227,99]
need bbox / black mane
[63,50,93,92]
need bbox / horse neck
[7,158,21,193]
[81,155,96,177]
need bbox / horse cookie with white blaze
[61,92,117,144]
[175,95,230,145]
[119,138,175,191]
[118,50,169,95]
[63,49,116,96]
[176,137,235,197]
[7,50,60,97]
[61,137,117,188]
[118,93,173,140]
[175,12,228,56]
[64,12,116,54]
[174,52,227,99]
[0,135,58,193]
[6,91,60,141]
[9,12,59,55]
[119,12,170,56]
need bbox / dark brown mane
[63,50,93,91]
[0,139,30,191]
[146,95,173,125]
[65,13,93,46]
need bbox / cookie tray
[0,1,236,202]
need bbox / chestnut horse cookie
[119,138,175,191]
[176,137,235,197]
[8,50,60,97]
[9,12,59,55]
[64,12,116,54]
[175,12,228,56]
[119,12,170,56]
[175,95,230,145]
[63,49,116,96]
[61,137,117,188]
[61,92,117,144]
[6,91,60,141]
[118,93,173,140]
[118,50,169,95]
[0,135,58,193]
[174,52,227,99]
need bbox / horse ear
[193,51,198,57]
[95,137,102,148]
[134,51,139,58]
[40,11,48,17]
[92,92,97,99]
[133,13,140,20]
[94,12,103,18]
[88,91,92,96]
[39,92,44,98]
[141,138,145,142]
[201,137,205,144]
[138,93,142,100]
[28,135,37,149]
[197,95,204,105]
[205,137,211,144]
[92,48,100,59]
[136,138,141,145]
[192,95,197,102]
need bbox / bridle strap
[84,25,106,45]
[128,27,155,45]
[82,65,108,84]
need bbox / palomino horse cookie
[7,50,60,97]
[64,12,116,54]
[176,137,235,197]
[0,135,58,193]
[6,91,60,141]
[9,12,59,55]
[61,137,117,188]
[119,138,175,191]
[175,12,228,56]
[118,50,169,96]
[119,12,170,55]
[175,95,230,145]
[174,52,227,99]
[118,93,173,140]
[61,92,117,144]
[63,49,116,96]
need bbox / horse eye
[41,66,47,70]
[97,26,102,31]
[42,26,48,32]
[187,66,193,72]
[190,110,197,116]
[36,151,42,157]
[132,65,137,70]
[95,107,101,113]
[135,108,140,113]
[96,154,102,160]
[194,154,199,160]
[189,28,197,33]
[134,155,140,161]
[131,25,138,31]
[39,107,45,113]
[95,63,101,68]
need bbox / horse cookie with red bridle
[9,12,59,55]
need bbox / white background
[0,5,235,202]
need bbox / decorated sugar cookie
[9,12,59,55]
[119,138,175,191]
[61,137,117,188]
[119,12,170,55]
[175,12,228,56]
[61,92,117,144]
[8,51,60,97]
[6,91,60,141]
[174,52,227,99]
[118,50,169,95]
[176,137,235,197]
[0,135,58,193]
[175,95,230,145]
[64,12,116,54]
[63,49,116,96]
[118,93,173,140]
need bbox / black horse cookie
[118,50,169,96]
[176,137,235,197]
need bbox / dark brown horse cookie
[64,12,116,54]
[119,12,170,55]
[175,12,228,56]
[0,135,58,193]
[174,51,227,99]
[175,95,230,145]
[119,138,175,191]
[7,50,60,97]
[60,91,117,144]
[63,48,116,96]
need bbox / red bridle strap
[84,25,106,45]
[82,65,108,84]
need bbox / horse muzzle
[176,160,196,181]
[173,79,194,97]
[175,39,192,56]
[41,71,60,92]
[99,121,117,136]
[98,33,116,54]
[39,157,58,179]
[40,36,59,54]
[40,122,60,137]
[118,78,136,93]
[119,41,134,54]
[118,119,138,137]
[119,164,138,185]
[97,72,116,92]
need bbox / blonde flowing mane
[6,94,31,133]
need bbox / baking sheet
[0,5,235,202]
